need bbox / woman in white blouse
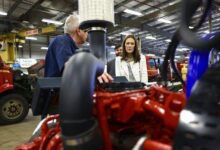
[115,35,148,84]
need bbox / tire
[0,93,29,125]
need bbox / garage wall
[17,35,53,59]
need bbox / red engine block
[95,86,185,150]
[15,86,186,150]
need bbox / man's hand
[97,72,113,83]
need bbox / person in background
[115,45,123,57]
[115,34,148,84]
[107,44,122,76]
[44,14,112,82]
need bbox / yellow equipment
[181,64,187,81]
[0,25,56,63]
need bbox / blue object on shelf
[12,63,21,70]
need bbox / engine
[16,84,185,150]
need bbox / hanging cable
[189,0,213,31]
[163,0,214,86]
[178,0,219,50]
[169,33,185,85]
[162,31,185,86]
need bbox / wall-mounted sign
[16,58,37,68]
[25,29,39,36]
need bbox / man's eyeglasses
[81,28,90,33]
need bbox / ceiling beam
[7,0,23,17]
[109,2,179,38]
[115,0,133,10]
[132,0,166,12]
[142,24,172,38]
[19,0,45,21]
[119,1,177,22]
[56,1,78,21]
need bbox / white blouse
[115,55,148,84]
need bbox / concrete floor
[0,110,40,150]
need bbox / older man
[44,14,112,82]
[45,15,88,77]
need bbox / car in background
[0,56,32,125]
[146,55,161,82]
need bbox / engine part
[173,62,220,150]
[16,84,186,150]
[60,50,104,150]
[186,32,220,98]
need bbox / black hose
[163,0,212,86]
[59,50,104,150]
[162,31,184,86]
[192,0,212,30]
[88,30,106,63]
[169,33,185,85]
[180,0,202,26]
[173,62,220,150]
[178,0,219,50]
[162,39,173,86]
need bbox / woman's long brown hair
[121,34,140,62]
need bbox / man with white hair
[45,15,88,77]
[41,14,112,118]
[44,14,112,82]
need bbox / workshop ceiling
[0,0,220,55]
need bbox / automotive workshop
[0,0,219,150]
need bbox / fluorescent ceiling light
[18,45,23,48]
[25,37,37,40]
[110,51,115,55]
[189,26,193,29]
[123,9,143,16]
[204,30,209,34]
[129,28,137,32]
[29,25,35,29]
[120,31,131,36]
[146,54,156,57]
[146,36,156,40]
[180,48,189,51]
[41,47,48,50]
[177,48,188,51]
[115,38,121,41]
[108,36,114,39]
[11,29,18,33]
[165,39,171,42]
[42,19,63,25]
[158,18,172,24]
[0,11,7,16]
[169,2,176,5]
